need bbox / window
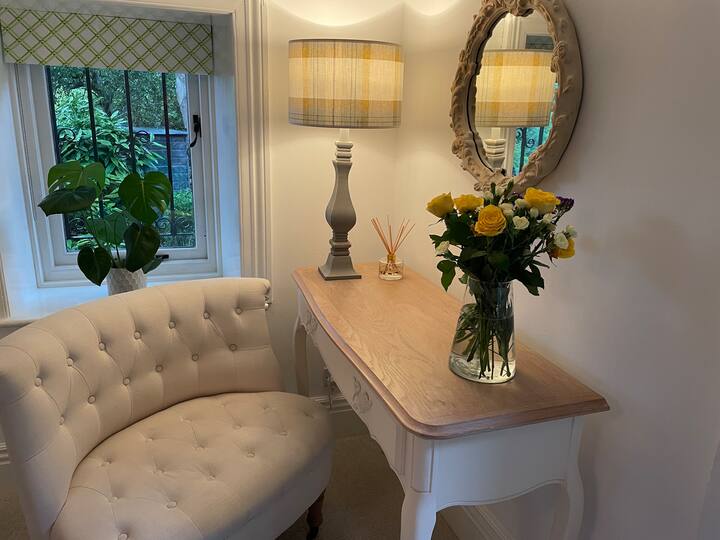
[14,63,219,284]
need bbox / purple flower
[557,196,575,212]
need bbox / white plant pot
[106,268,147,296]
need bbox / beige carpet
[1,434,457,540]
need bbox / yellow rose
[454,194,484,213]
[474,205,507,237]
[551,238,575,259]
[524,187,560,215]
[426,193,454,218]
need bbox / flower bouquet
[427,182,576,383]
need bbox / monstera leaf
[77,246,112,286]
[118,171,171,225]
[48,161,105,193]
[86,213,128,247]
[38,186,97,216]
[124,223,161,272]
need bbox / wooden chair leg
[306,491,325,540]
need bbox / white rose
[565,225,578,238]
[547,223,557,232]
[483,191,493,200]
[512,216,529,230]
[553,232,569,250]
[529,207,539,219]
[515,199,530,209]
[542,213,553,225]
[435,241,450,255]
[500,203,514,217]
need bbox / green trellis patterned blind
[0,7,213,74]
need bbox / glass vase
[449,278,516,384]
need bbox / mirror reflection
[474,11,556,176]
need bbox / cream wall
[266,0,720,538]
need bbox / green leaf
[48,161,104,194]
[459,248,487,262]
[80,162,105,191]
[517,268,545,296]
[437,260,456,291]
[124,223,161,272]
[142,256,163,274]
[119,171,172,224]
[77,246,112,286]
[488,252,510,272]
[38,186,97,216]
[47,161,82,191]
[86,213,128,246]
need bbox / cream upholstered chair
[0,278,332,540]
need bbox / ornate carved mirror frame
[450,0,583,191]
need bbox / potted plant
[427,182,576,383]
[38,161,172,294]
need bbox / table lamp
[289,39,404,280]
[475,49,555,171]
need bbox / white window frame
[12,63,221,286]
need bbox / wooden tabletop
[293,264,608,439]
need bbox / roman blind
[0,7,213,74]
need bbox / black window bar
[515,126,546,173]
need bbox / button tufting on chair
[0,278,332,540]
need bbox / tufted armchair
[0,278,332,540]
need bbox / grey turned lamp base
[318,255,361,280]
[319,129,362,281]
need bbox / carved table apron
[292,265,608,540]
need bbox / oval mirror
[451,0,582,190]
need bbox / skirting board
[442,505,515,540]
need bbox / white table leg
[551,417,585,540]
[293,316,310,396]
[563,464,584,540]
[401,489,437,540]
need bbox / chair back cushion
[0,278,281,539]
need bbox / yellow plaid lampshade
[288,39,404,129]
[475,50,556,128]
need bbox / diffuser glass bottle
[372,217,413,281]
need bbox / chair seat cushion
[50,392,332,540]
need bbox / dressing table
[293,264,608,540]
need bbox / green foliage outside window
[49,66,196,250]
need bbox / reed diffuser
[371,217,414,281]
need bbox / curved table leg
[401,490,437,540]
[294,316,310,396]
[551,417,585,540]
[563,464,584,540]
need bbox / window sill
[7,274,222,322]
